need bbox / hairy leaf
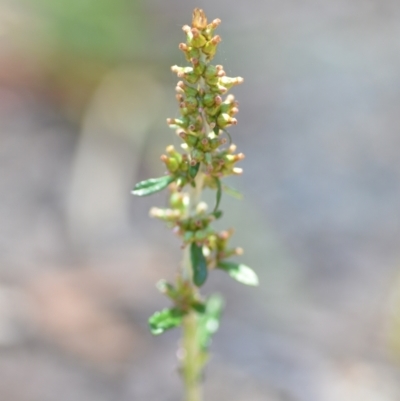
[148,308,185,335]
[217,261,259,286]
[132,175,174,196]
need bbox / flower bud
[185,72,200,84]
[172,66,200,84]
[192,149,204,162]
[217,113,237,128]
[196,202,208,214]
[179,43,200,61]
[179,43,188,52]
[179,105,190,116]
[178,130,187,140]
[236,247,244,255]
[170,192,188,210]
[219,102,239,116]
[183,24,207,48]
[214,95,222,105]
[188,114,203,132]
[210,138,221,149]
[184,96,198,112]
[167,116,190,129]
[202,35,221,58]
[192,59,206,75]
[150,207,181,221]
[192,8,208,30]
[202,94,214,108]
[166,145,183,163]
[222,154,235,163]
[171,65,192,76]
[209,83,228,94]
[177,81,198,97]
[204,65,217,79]
[219,76,244,89]
[161,154,179,172]
[205,114,217,128]
[230,107,239,116]
[209,18,221,29]
[190,28,207,48]
[203,18,222,40]
[200,137,209,146]
[205,103,220,117]
[185,133,199,147]
[226,94,235,103]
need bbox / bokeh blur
[1,0,400,400]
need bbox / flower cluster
[132,9,257,336]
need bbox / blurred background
[1,0,400,400]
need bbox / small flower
[192,8,208,30]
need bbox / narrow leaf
[132,175,174,196]
[190,242,208,286]
[148,308,185,335]
[217,261,259,286]
[222,184,243,199]
[198,294,224,350]
[189,162,200,179]
[214,178,222,213]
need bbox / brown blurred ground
[1,1,400,400]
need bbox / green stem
[181,170,205,401]
[182,311,202,401]
[189,170,205,212]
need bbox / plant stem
[181,170,205,401]
[189,170,206,213]
[182,311,202,401]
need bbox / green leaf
[190,243,208,287]
[191,301,206,314]
[189,162,200,179]
[212,210,223,219]
[132,175,174,196]
[217,261,259,286]
[148,308,185,335]
[213,177,222,213]
[198,294,224,350]
[222,184,243,199]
